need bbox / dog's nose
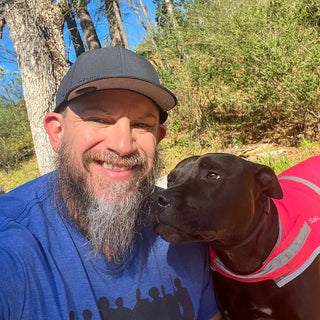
[157,194,171,207]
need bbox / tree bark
[65,4,86,57]
[0,17,5,39]
[104,0,129,48]
[73,0,101,50]
[1,0,68,175]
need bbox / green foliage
[256,153,293,175]
[0,67,23,106]
[0,102,35,171]
[150,0,320,147]
[153,0,188,28]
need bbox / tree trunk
[104,0,129,48]
[65,5,86,57]
[164,0,174,17]
[0,17,5,39]
[1,0,68,175]
[164,0,177,27]
[73,0,101,50]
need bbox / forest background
[0,0,320,192]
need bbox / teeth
[101,162,131,170]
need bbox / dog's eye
[206,172,220,180]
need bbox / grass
[159,135,320,176]
[0,156,39,192]
[1,138,319,193]
[256,153,294,175]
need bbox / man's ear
[157,124,167,143]
[255,164,283,199]
[43,112,64,152]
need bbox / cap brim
[67,77,177,112]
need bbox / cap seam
[119,47,124,74]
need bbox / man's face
[55,89,166,201]
[45,89,166,260]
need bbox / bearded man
[0,46,220,320]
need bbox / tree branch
[0,17,6,39]
[73,0,101,50]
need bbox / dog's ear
[255,164,283,199]
[175,155,200,169]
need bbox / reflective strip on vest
[279,176,320,196]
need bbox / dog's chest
[213,257,320,320]
[213,272,282,319]
[212,156,320,320]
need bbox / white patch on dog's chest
[251,305,273,317]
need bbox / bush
[0,102,35,171]
[148,0,320,147]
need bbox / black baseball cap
[55,46,177,123]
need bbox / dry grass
[159,134,320,176]
[1,138,319,192]
[0,156,39,192]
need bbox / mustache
[82,150,148,171]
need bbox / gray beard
[54,142,161,263]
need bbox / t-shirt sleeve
[0,246,25,320]
[197,245,219,320]
[0,218,34,320]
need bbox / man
[0,46,220,319]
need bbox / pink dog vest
[210,156,320,287]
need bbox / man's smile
[98,160,135,171]
[94,160,136,180]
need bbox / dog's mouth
[154,223,189,243]
[153,216,217,243]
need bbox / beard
[54,140,162,263]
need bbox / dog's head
[150,153,283,246]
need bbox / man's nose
[105,117,137,156]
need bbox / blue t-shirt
[0,173,218,319]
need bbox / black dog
[150,153,320,320]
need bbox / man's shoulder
[0,172,62,269]
[0,172,56,224]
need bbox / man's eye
[86,118,112,125]
[133,122,153,130]
[206,172,220,180]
